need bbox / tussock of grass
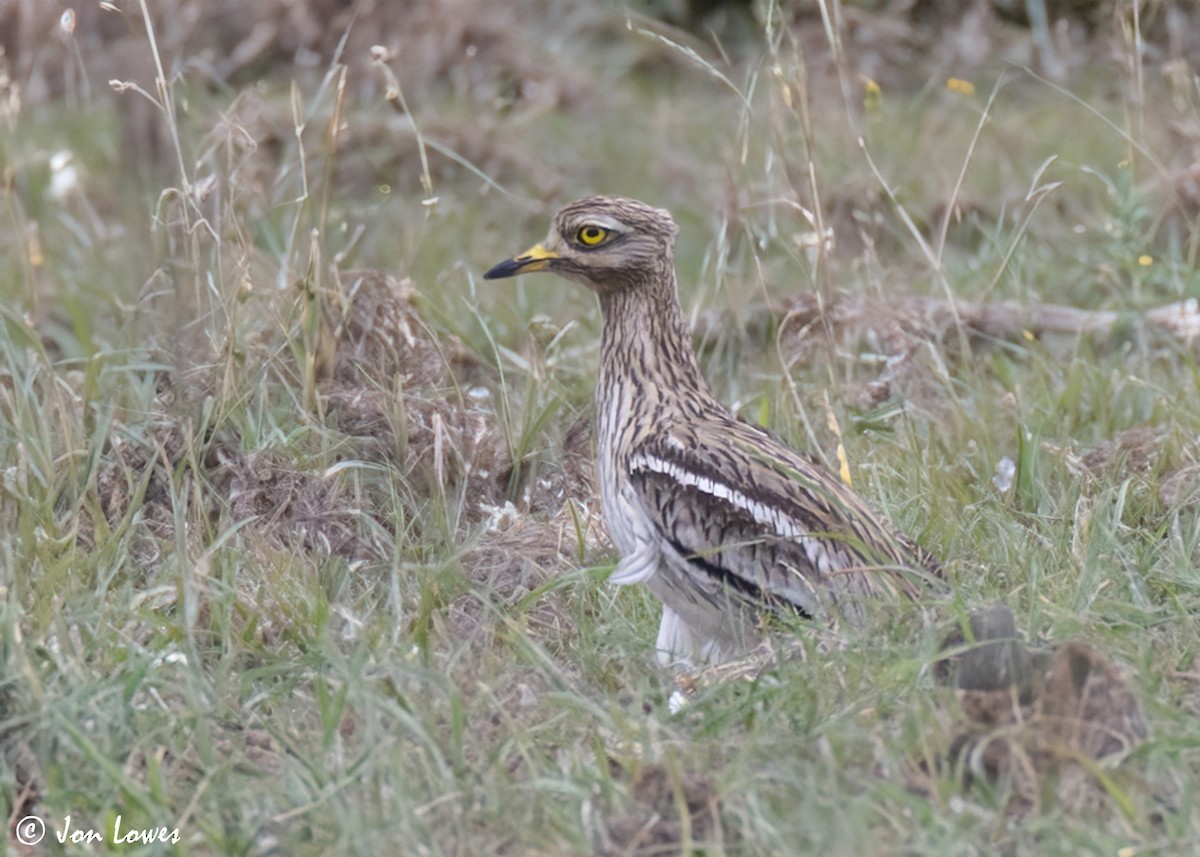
[0,0,1199,854]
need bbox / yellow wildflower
[946,78,975,95]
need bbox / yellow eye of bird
[576,225,608,246]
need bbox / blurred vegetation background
[0,0,1198,854]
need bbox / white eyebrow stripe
[578,214,628,233]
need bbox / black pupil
[584,228,599,240]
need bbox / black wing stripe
[664,536,815,620]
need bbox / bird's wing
[624,421,940,616]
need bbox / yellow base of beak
[483,243,559,279]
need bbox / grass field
[1,1,1199,854]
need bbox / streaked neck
[595,270,711,411]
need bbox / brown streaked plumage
[485,196,942,664]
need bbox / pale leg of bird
[655,605,696,665]
[696,636,728,664]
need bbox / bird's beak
[483,242,559,280]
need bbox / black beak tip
[483,259,518,280]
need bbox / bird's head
[483,196,679,295]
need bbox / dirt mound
[85,266,599,621]
[597,762,722,856]
[89,411,391,565]
[1069,426,1200,509]
[916,605,1148,820]
[323,269,507,523]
